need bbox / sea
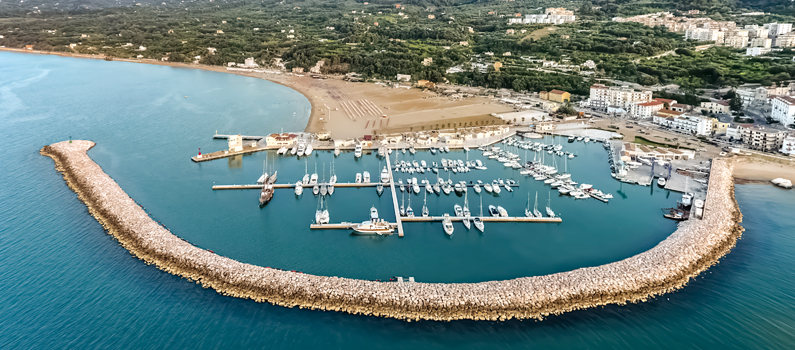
[1,51,794,349]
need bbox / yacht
[295,181,303,196]
[484,183,493,193]
[290,144,298,156]
[492,180,501,194]
[354,144,363,158]
[320,184,328,196]
[488,205,499,217]
[334,146,340,156]
[355,173,362,183]
[305,144,313,155]
[497,206,508,217]
[442,214,454,236]
[315,196,329,224]
[473,183,481,194]
[297,143,306,157]
[425,181,433,193]
[352,219,393,235]
[433,182,441,195]
[376,183,384,196]
[399,179,405,192]
[380,167,390,183]
[454,183,463,194]
[412,178,420,194]
[363,171,371,183]
[328,184,334,195]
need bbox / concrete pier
[385,151,404,237]
[309,216,561,230]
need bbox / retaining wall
[41,140,744,321]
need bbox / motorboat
[425,182,433,193]
[658,177,667,187]
[442,214,454,236]
[334,146,340,156]
[354,144,363,158]
[409,147,416,155]
[492,180,501,194]
[484,183,493,193]
[376,183,384,196]
[363,171,371,183]
[297,143,305,157]
[295,181,303,196]
[380,167,390,183]
[312,183,319,195]
[497,206,508,217]
[291,144,298,156]
[355,173,362,183]
[504,184,513,192]
[488,205,499,217]
[412,179,420,194]
[473,183,481,194]
[309,172,318,185]
[305,144,313,155]
[454,204,463,217]
[328,184,334,195]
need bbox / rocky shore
[41,140,744,321]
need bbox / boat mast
[534,191,538,213]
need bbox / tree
[728,90,743,112]
[558,101,578,116]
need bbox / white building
[685,28,724,43]
[749,37,772,48]
[726,125,741,140]
[746,47,771,56]
[631,100,665,119]
[781,134,795,155]
[588,84,652,110]
[520,8,575,24]
[771,96,795,126]
[653,114,714,136]
[739,125,787,152]
[238,57,259,68]
[765,23,793,37]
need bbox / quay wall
[41,140,744,321]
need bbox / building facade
[781,134,795,155]
[701,100,731,114]
[588,84,652,110]
[771,96,795,126]
[739,125,787,152]
[631,100,665,119]
[653,114,714,136]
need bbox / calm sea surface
[1,52,794,349]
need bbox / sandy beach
[1,48,512,139]
[732,154,795,185]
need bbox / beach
[0,48,512,139]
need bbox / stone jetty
[41,140,744,321]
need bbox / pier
[385,151,404,237]
[309,216,561,230]
[213,134,266,141]
[212,183,519,190]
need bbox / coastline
[42,139,747,322]
[2,48,512,139]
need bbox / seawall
[41,140,744,321]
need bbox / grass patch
[634,136,694,150]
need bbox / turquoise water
[2,51,795,348]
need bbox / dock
[385,151,404,237]
[192,143,268,162]
[212,183,518,190]
[213,134,266,141]
[309,216,561,230]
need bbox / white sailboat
[533,192,542,218]
[546,192,556,218]
[422,191,429,217]
[315,195,329,224]
[474,197,485,232]
[462,194,471,230]
[525,193,533,217]
[302,159,310,185]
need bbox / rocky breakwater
[42,140,744,321]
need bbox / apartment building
[781,134,795,155]
[685,28,725,43]
[773,32,795,47]
[588,84,652,110]
[631,100,665,119]
[765,23,793,37]
[749,37,772,48]
[771,96,795,126]
[652,114,714,136]
[701,100,730,114]
[739,125,787,152]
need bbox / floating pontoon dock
[212,183,520,190]
[310,216,561,230]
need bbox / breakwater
[41,140,744,321]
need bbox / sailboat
[406,196,414,217]
[533,191,542,218]
[474,197,484,232]
[320,164,328,196]
[525,193,533,217]
[315,195,329,224]
[462,194,471,230]
[546,192,556,217]
[310,164,318,185]
[400,192,406,216]
[422,191,429,217]
[257,158,268,184]
[302,159,310,185]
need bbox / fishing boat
[354,144,363,158]
[488,205,499,217]
[474,197,485,232]
[376,183,384,196]
[442,214,454,236]
[295,181,303,196]
[546,192,555,217]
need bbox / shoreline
[2,48,513,139]
[42,139,747,322]
[0,48,324,132]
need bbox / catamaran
[315,195,329,224]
